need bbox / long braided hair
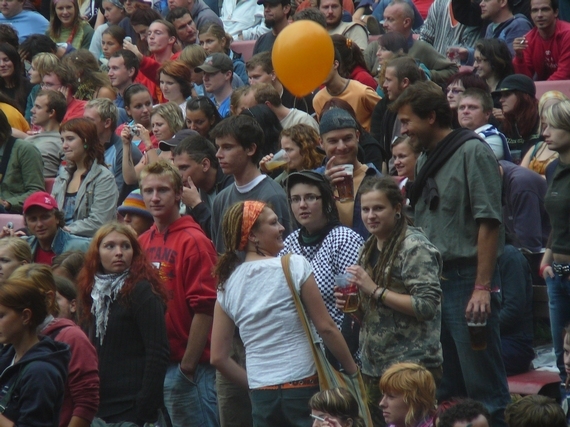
[358,177,412,290]
[214,201,267,290]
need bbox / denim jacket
[24,227,91,257]
[51,161,118,237]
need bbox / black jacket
[0,337,70,427]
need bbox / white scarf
[91,270,130,345]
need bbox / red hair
[502,92,539,139]
[77,222,167,325]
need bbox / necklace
[327,79,350,97]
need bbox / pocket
[455,264,476,281]
[177,364,196,386]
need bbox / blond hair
[379,362,436,427]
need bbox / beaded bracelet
[372,286,382,300]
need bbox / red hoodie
[42,318,99,427]
[513,19,570,81]
[138,216,217,364]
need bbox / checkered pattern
[280,226,365,328]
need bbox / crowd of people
[0,0,567,425]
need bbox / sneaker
[366,16,383,35]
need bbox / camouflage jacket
[360,227,443,377]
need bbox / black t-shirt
[252,32,277,55]
[545,161,570,255]
[281,87,315,115]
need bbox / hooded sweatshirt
[0,337,70,427]
[138,216,217,364]
[42,318,99,427]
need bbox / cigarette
[310,414,326,422]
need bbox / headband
[106,0,125,9]
[238,201,266,251]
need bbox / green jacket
[0,138,44,213]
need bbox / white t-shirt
[217,255,316,388]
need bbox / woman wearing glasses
[445,71,489,129]
[281,171,363,340]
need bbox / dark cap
[492,74,536,98]
[319,108,357,135]
[195,53,234,74]
[158,129,198,152]
[284,170,326,189]
[257,0,289,5]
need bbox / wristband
[378,287,388,304]
[381,288,389,302]
[539,264,551,277]
[474,284,500,293]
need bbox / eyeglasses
[290,195,322,204]
[447,87,464,95]
[41,82,62,89]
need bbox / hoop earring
[395,212,401,219]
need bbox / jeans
[437,263,510,427]
[501,334,534,376]
[546,272,570,380]
[163,363,220,427]
[250,386,318,427]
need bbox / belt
[442,257,478,272]
[553,262,570,275]
[255,374,319,390]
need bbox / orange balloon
[272,21,334,97]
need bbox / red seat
[0,214,26,231]
[535,80,570,100]
[44,178,55,194]
[507,370,561,399]
[231,40,256,62]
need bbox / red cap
[23,192,58,214]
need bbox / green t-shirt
[414,138,503,262]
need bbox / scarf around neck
[297,220,341,247]
[91,270,129,345]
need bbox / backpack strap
[0,363,31,414]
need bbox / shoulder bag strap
[281,254,328,386]
[281,254,314,342]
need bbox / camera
[129,126,140,137]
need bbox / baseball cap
[158,129,198,152]
[492,74,536,98]
[23,192,58,214]
[319,108,357,136]
[195,53,234,74]
[117,190,153,220]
